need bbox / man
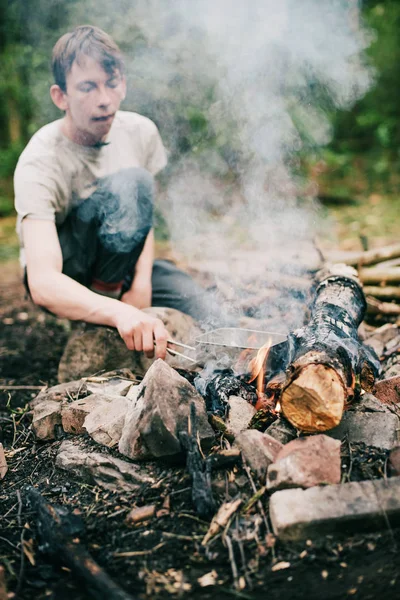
[14,25,224,361]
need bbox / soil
[1,264,400,600]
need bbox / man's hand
[121,276,152,309]
[114,303,168,359]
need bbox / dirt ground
[2,261,400,600]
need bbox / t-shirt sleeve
[144,121,168,176]
[14,154,59,224]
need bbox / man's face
[61,55,126,145]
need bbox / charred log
[179,402,216,517]
[281,266,380,433]
[195,369,257,417]
[25,487,134,600]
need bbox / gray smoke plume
[66,0,372,328]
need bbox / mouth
[92,114,115,123]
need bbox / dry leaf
[271,561,291,572]
[197,571,218,587]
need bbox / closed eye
[78,82,96,93]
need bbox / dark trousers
[48,167,229,329]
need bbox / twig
[0,536,19,551]
[242,461,275,561]
[113,542,166,558]
[17,489,23,528]
[224,534,240,591]
[0,385,46,391]
[235,516,252,589]
[15,527,26,598]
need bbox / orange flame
[247,339,272,396]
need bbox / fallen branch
[363,286,400,301]
[25,487,134,600]
[360,267,400,285]
[327,243,400,268]
[366,296,400,317]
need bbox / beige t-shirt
[14,110,167,251]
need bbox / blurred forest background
[0,0,399,261]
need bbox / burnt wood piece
[195,369,257,417]
[25,487,134,600]
[179,402,216,517]
[281,269,380,433]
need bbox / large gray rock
[56,440,154,492]
[265,418,297,445]
[58,307,202,383]
[348,392,391,413]
[327,411,399,450]
[119,359,214,460]
[31,379,90,409]
[226,396,256,437]
[235,430,282,479]
[32,400,63,440]
[270,477,400,541]
[84,396,130,447]
[267,435,341,491]
[61,395,110,435]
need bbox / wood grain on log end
[281,364,346,433]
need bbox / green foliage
[330,1,400,165]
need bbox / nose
[97,85,112,108]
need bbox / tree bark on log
[25,487,134,600]
[281,266,380,433]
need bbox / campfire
[3,258,400,598]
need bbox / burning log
[281,265,380,433]
[195,369,257,417]
[25,487,134,600]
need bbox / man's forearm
[132,229,154,284]
[29,269,137,327]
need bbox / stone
[32,400,63,440]
[57,307,202,383]
[0,443,8,479]
[56,439,154,492]
[235,430,283,479]
[84,396,130,447]
[226,396,256,437]
[270,477,400,541]
[119,359,214,460]
[327,411,399,450]
[267,435,341,491]
[31,379,89,408]
[373,376,400,406]
[85,371,137,397]
[389,445,400,475]
[348,392,390,413]
[61,394,111,435]
[265,418,297,445]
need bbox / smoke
[66,0,372,328]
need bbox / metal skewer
[166,346,197,363]
[167,339,196,351]
[153,341,197,363]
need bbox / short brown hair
[52,25,124,91]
